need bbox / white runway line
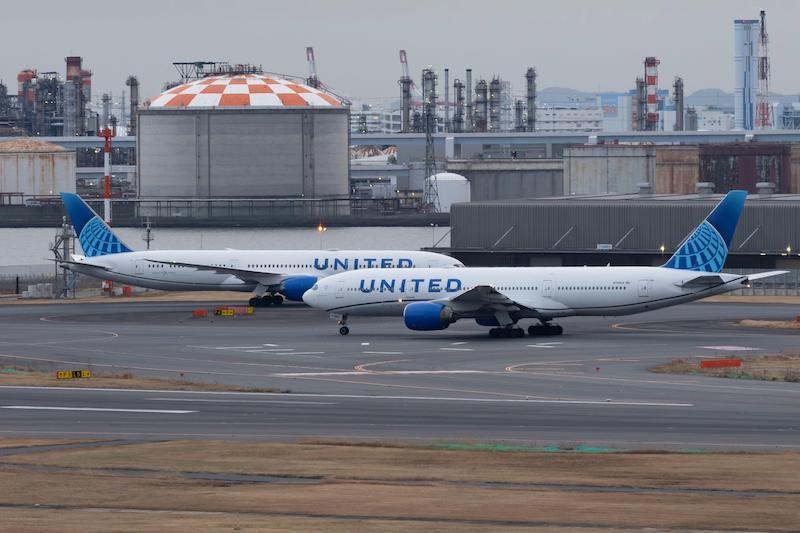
[699,346,763,351]
[1,406,196,414]
[450,342,468,345]
[147,398,336,405]
[0,387,696,407]
[440,347,474,352]
[362,351,404,355]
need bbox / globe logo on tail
[664,221,727,273]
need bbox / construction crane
[306,47,322,89]
[756,10,772,129]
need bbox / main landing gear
[527,323,563,336]
[489,327,525,338]
[248,294,285,307]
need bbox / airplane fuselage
[305,266,750,320]
[66,250,461,292]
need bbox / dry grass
[650,353,800,383]
[0,367,288,393]
[739,318,800,329]
[0,439,798,531]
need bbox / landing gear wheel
[339,326,350,336]
[551,325,563,336]
[511,327,524,338]
[489,328,500,338]
[271,294,284,305]
[249,297,259,306]
[527,325,541,336]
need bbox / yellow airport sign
[56,370,92,380]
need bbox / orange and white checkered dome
[148,74,342,109]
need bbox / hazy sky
[2,0,798,102]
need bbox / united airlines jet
[58,193,462,306]
[303,191,786,336]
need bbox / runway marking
[245,349,296,353]
[362,351,404,355]
[147,398,335,405]
[440,347,474,352]
[450,342,468,345]
[526,343,561,349]
[1,406,196,414]
[360,342,370,346]
[275,370,488,377]
[698,345,763,352]
[0,390,692,407]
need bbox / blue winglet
[663,190,747,273]
[60,192,132,256]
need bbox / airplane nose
[302,289,318,306]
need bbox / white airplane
[58,192,463,306]
[303,190,786,336]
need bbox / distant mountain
[538,86,598,103]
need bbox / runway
[0,300,798,449]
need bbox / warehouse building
[448,192,800,270]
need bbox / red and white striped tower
[644,57,660,131]
[98,123,115,225]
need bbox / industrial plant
[0,8,799,272]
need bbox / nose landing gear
[336,315,350,335]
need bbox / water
[0,226,451,267]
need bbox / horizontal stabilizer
[746,270,789,282]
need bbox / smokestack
[126,75,139,135]
[453,79,465,133]
[525,67,536,132]
[399,50,413,133]
[473,79,488,133]
[634,77,646,131]
[443,68,450,133]
[101,93,111,129]
[673,77,684,131]
[488,77,501,133]
[465,69,473,132]
[644,56,660,131]
[514,100,525,131]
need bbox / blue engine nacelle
[281,275,319,302]
[403,302,454,331]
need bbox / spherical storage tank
[426,172,470,213]
[137,74,349,198]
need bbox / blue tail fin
[60,192,132,256]
[662,190,746,272]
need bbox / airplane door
[335,280,345,299]
[543,280,552,297]
[638,279,649,298]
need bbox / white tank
[427,172,470,213]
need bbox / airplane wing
[145,260,287,286]
[675,274,725,288]
[436,285,522,314]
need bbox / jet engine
[281,275,319,302]
[403,302,455,331]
